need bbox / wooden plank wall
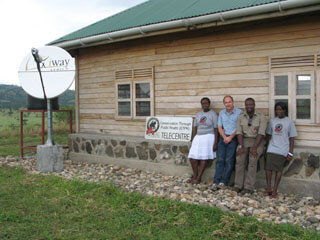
[77,14,320,147]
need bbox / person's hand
[286,155,293,161]
[249,146,258,158]
[224,136,232,144]
[236,148,244,156]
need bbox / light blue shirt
[218,107,243,135]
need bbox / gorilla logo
[275,123,283,133]
[146,117,160,135]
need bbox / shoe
[218,182,226,189]
[241,189,253,195]
[210,183,218,191]
[231,186,241,193]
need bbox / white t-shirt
[266,117,298,157]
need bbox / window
[115,68,154,119]
[270,55,319,124]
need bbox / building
[50,0,320,197]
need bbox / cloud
[0,0,146,86]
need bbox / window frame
[115,81,132,120]
[115,67,154,120]
[270,70,315,124]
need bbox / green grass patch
[0,166,319,240]
[0,108,73,157]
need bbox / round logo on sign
[146,117,160,135]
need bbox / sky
[0,0,146,87]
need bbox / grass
[0,166,319,240]
[0,108,73,157]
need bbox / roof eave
[50,0,320,50]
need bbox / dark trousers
[213,137,237,185]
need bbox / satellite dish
[18,46,75,99]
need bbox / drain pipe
[53,0,320,49]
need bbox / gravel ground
[1,154,320,232]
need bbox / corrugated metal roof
[50,0,282,44]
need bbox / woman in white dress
[187,97,218,184]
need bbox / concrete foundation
[69,133,320,198]
[37,145,63,172]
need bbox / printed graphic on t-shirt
[275,123,283,134]
[200,116,207,124]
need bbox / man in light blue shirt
[211,95,242,191]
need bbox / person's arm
[236,134,244,156]
[287,137,295,161]
[213,128,218,151]
[191,126,197,142]
[218,126,226,139]
[266,134,271,147]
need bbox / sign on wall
[145,117,193,142]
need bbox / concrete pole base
[36,145,63,172]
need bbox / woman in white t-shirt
[264,102,297,198]
[187,97,218,184]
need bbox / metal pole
[45,99,55,146]
[20,110,24,158]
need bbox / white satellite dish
[18,46,75,99]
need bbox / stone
[73,141,79,153]
[172,146,177,153]
[179,145,189,154]
[278,206,288,214]
[160,148,173,160]
[283,159,303,177]
[97,139,102,145]
[149,148,157,161]
[141,142,149,148]
[154,144,161,151]
[114,146,124,158]
[174,154,187,166]
[120,140,126,146]
[86,142,93,154]
[126,146,137,158]
[81,143,85,151]
[111,140,118,147]
[5,156,17,162]
[96,144,104,155]
[104,140,108,146]
[91,140,97,148]
[300,152,309,161]
[306,216,319,224]
[307,154,319,169]
[76,137,81,143]
[305,166,315,177]
[105,146,114,158]
[136,146,148,160]
[36,145,63,173]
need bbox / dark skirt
[265,152,287,172]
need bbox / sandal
[186,178,194,183]
[192,179,201,185]
[263,191,272,196]
[269,194,278,199]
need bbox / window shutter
[270,55,315,69]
